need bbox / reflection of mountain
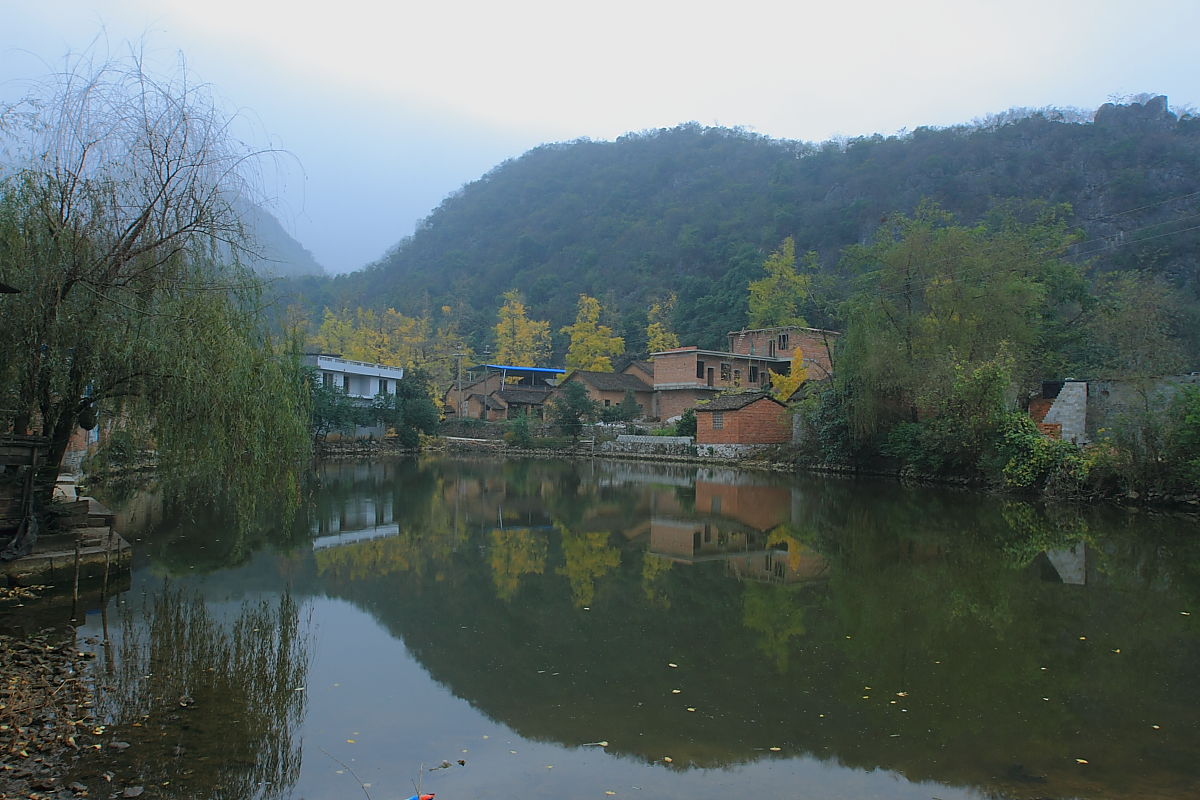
[300,457,1200,800]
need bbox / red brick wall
[726,328,837,380]
[653,351,702,386]
[696,398,790,444]
[654,351,774,392]
[656,388,716,420]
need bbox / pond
[69,456,1200,799]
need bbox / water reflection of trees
[90,589,310,800]
[305,457,1200,799]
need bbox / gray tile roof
[695,391,782,412]
[570,370,652,393]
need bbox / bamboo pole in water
[71,526,81,622]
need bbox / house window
[733,369,741,386]
[322,372,333,388]
[720,363,731,382]
[712,412,724,430]
[696,360,706,380]
[778,333,790,349]
[342,374,350,391]
[379,378,389,394]
[749,365,759,383]
[604,398,611,406]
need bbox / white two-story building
[304,354,406,398]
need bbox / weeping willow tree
[0,52,310,518]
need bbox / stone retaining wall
[601,435,695,457]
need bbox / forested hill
[292,95,1200,350]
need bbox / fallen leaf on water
[671,689,681,694]
[769,746,781,752]
[861,696,870,700]
[1112,649,1121,654]
[1075,758,1089,765]
[686,707,696,712]
[546,765,553,769]
[605,792,616,796]
[1152,725,1161,730]
[582,741,609,747]
[346,739,356,744]
[663,756,673,763]
[1181,611,1191,616]
[668,663,678,668]
[1079,636,1087,640]
[896,692,908,697]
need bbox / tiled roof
[570,371,652,393]
[495,387,553,405]
[695,391,782,412]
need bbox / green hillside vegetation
[288,95,1200,357]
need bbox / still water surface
[80,456,1200,800]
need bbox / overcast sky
[2,1,1198,273]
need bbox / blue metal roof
[470,364,565,374]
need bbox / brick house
[726,326,838,380]
[650,326,837,420]
[492,386,554,420]
[651,346,781,420]
[694,392,791,445]
[443,364,565,420]
[557,370,653,416]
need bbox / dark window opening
[696,360,706,380]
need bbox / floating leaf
[671,689,681,694]
[663,756,673,763]
[667,663,678,668]
[1075,758,1089,765]
[768,746,781,752]
[346,739,356,743]
[686,707,696,712]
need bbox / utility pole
[454,351,466,419]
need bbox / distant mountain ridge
[291,96,1199,350]
[237,200,325,279]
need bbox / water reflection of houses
[647,475,829,584]
[311,495,396,551]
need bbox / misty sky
[2,1,1198,274]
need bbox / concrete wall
[1043,381,1089,445]
[1086,374,1200,442]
